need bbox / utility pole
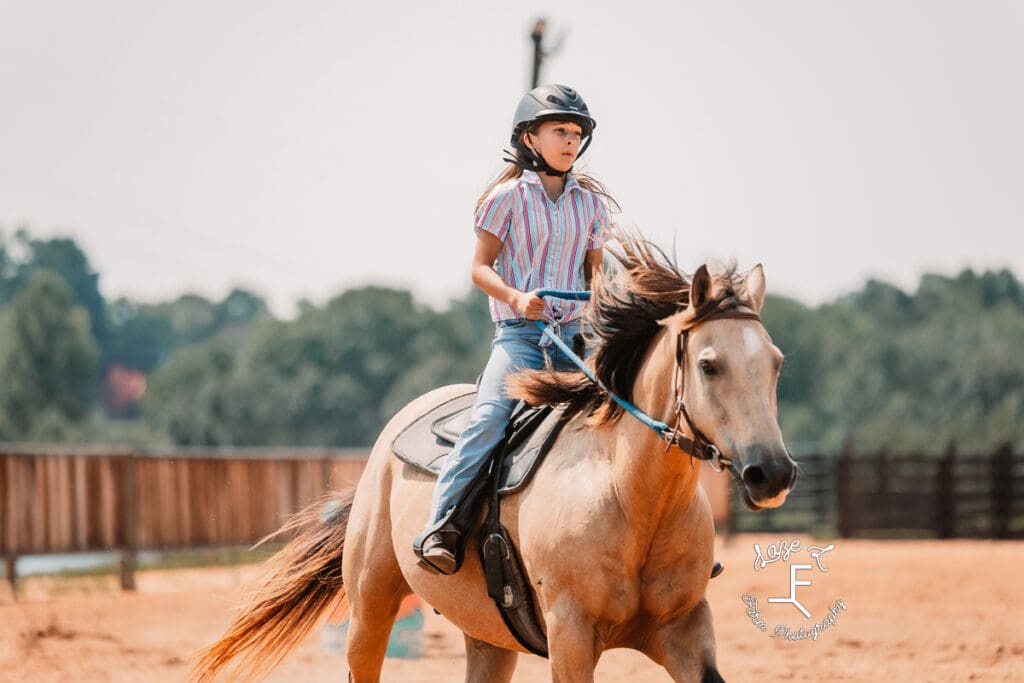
[529,18,567,89]
[530,18,546,88]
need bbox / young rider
[416,84,615,574]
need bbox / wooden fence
[3,443,1020,593]
[0,447,369,592]
[731,445,1024,539]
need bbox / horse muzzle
[736,444,797,511]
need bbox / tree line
[1,226,1021,454]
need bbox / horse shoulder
[515,430,642,622]
[638,483,717,617]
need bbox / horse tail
[190,487,356,682]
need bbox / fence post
[877,449,888,496]
[4,555,15,597]
[991,443,1013,539]
[836,439,854,538]
[120,454,138,591]
[812,455,828,529]
[321,456,334,491]
[3,453,17,597]
[936,441,956,539]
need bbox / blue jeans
[427,318,584,526]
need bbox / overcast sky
[1,1,1021,316]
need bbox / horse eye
[699,359,717,376]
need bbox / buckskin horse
[193,237,797,682]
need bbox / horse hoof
[702,666,726,683]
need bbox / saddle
[392,390,565,496]
[392,390,564,657]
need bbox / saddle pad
[391,391,567,496]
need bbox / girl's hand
[515,290,546,319]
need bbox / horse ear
[690,264,712,310]
[745,264,766,313]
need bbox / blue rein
[533,289,675,438]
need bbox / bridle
[663,309,765,473]
[531,290,764,475]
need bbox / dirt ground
[1,535,1021,682]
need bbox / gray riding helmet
[510,84,597,147]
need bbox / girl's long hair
[475,121,621,213]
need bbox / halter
[533,289,764,473]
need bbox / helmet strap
[503,135,593,178]
[576,134,593,160]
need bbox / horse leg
[343,576,403,682]
[464,634,518,683]
[641,598,724,683]
[344,588,404,683]
[343,472,412,682]
[545,604,599,683]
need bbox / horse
[192,237,797,683]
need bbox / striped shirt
[474,169,613,323]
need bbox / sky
[1,1,1021,317]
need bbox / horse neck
[606,325,702,533]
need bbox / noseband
[663,309,765,472]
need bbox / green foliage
[0,270,100,439]
[1,222,1021,453]
[143,334,239,445]
[141,264,1024,452]
[0,228,107,351]
[143,286,493,447]
[105,298,175,373]
[764,269,1024,454]
[105,288,269,373]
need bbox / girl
[416,84,617,574]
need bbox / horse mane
[506,235,750,426]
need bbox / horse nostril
[742,465,767,488]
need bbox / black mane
[507,236,749,425]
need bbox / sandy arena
[1,535,1021,682]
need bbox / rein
[533,289,763,473]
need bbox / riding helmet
[506,84,597,176]
[510,84,597,143]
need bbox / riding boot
[419,528,462,575]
